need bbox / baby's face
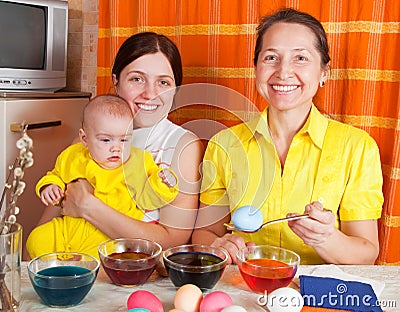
[82,113,133,170]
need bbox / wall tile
[67,0,98,96]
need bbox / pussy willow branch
[0,160,27,233]
[0,159,18,232]
[1,125,33,311]
[0,278,16,312]
[0,125,33,233]
[0,161,14,205]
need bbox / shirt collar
[303,104,328,149]
[254,109,270,139]
[253,104,328,149]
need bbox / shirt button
[318,197,325,204]
[322,176,330,183]
[232,172,237,179]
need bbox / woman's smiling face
[113,52,177,128]
[255,22,328,112]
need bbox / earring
[319,81,325,88]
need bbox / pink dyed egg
[127,290,164,312]
[199,291,233,312]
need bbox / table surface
[19,263,400,311]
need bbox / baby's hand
[40,184,64,206]
[159,169,177,188]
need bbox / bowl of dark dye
[163,244,228,289]
[98,238,162,287]
[236,245,299,293]
[27,252,99,308]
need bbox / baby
[26,94,178,259]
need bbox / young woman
[56,33,203,249]
[192,8,383,265]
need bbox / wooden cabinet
[0,92,90,259]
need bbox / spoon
[224,214,310,233]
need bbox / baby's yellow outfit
[26,142,178,259]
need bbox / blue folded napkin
[300,275,383,312]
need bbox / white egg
[265,287,304,312]
[221,305,247,312]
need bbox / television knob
[12,80,27,85]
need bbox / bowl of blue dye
[27,252,99,307]
[163,244,228,289]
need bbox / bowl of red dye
[236,245,299,293]
[98,238,162,287]
[163,244,229,290]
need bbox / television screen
[0,1,46,70]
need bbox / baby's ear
[79,128,88,146]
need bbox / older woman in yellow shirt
[192,8,383,265]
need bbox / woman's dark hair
[254,8,330,67]
[112,32,183,87]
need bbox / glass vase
[0,222,22,312]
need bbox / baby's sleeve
[124,149,178,211]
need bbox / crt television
[0,0,68,92]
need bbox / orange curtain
[97,0,400,265]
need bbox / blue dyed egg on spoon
[231,206,263,231]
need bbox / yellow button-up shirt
[200,105,383,264]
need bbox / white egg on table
[221,305,247,312]
[266,287,304,312]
